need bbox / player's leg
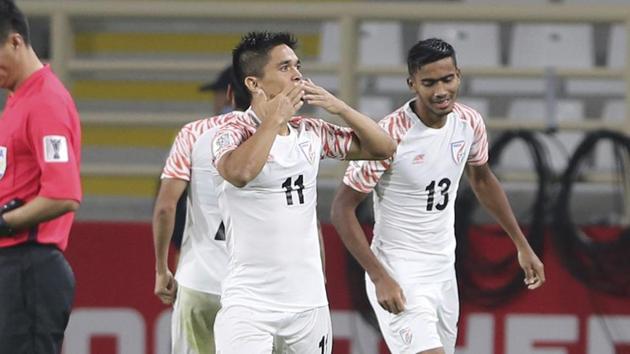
[214,305,276,354]
[435,278,459,354]
[171,285,221,354]
[276,306,332,354]
[0,246,33,353]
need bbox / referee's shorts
[0,242,75,354]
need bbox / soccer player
[0,1,81,353]
[210,31,396,353]
[331,38,546,354]
[153,70,247,354]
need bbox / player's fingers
[536,264,546,284]
[379,300,391,313]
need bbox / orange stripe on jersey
[344,106,413,193]
[162,111,245,180]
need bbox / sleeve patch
[43,135,69,163]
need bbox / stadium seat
[510,23,594,68]
[320,21,403,66]
[500,99,585,173]
[359,95,395,121]
[458,97,490,118]
[608,23,626,69]
[419,22,500,68]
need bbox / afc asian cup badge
[399,327,413,345]
[450,140,466,164]
[0,146,7,180]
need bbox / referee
[0,1,82,353]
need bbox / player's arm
[153,178,188,304]
[465,163,545,289]
[302,80,395,160]
[0,197,78,235]
[216,85,304,187]
[331,184,406,314]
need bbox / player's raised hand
[302,78,348,115]
[518,247,546,290]
[154,269,177,304]
[375,273,406,314]
[251,82,304,128]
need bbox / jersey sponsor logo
[451,140,466,165]
[299,141,316,165]
[412,153,425,164]
[399,327,413,345]
[43,136,69,163]
[0,146,6,180]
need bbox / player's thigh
[277,306,332,354]
[369,279,445,354]
[435,279,459,354]
[214,305,275,354]
[172,286,221,354]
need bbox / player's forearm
[337,105,396,160]
[331,204,389,281]
[219,121,280,187]
[1,196,78,230]
[471,173,530,250]
[152,203,176,274]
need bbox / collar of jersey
[7,64,51,107]
[244,107,262,127]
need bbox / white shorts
[366,276,459,354]
[171,285,222,354]
[214,305,332,354]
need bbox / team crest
[0,147,6,180]
[450,140,466,164]
[299,141,316,165]
[399,327,413,345]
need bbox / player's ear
[244,76,259,94]
[407,77,415,92]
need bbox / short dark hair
[407,38,457,76]
[0,0,30,45]
[232,31,297,102]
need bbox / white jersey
[344,100,488,284]
[161,114,235,295]
[211,108,354,312]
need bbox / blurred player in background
[210,31,396,353]
[0,1,81,353]
[168,65,240,268]
[152,67,245,353]
[331,38,545,354]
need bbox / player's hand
[302,79,348,115]
[154,270,178,305]
[518,247,546,290]
[251,81,304,129]
[374,273,406,314]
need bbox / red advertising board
[62,222,630,354]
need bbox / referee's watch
[0,214,15,237]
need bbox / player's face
[408,56,461,121]
[257,44,303,99]
[0,35,20,91]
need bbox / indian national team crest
[0,146,6,180]
[299,141,316,165]
[399,327,413,345]
[450,140,466,165]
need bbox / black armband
[0,198,24,237]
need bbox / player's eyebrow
[421,73,455,84]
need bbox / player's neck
[411,100,446,129]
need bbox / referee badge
[0,146,6,180]
[450,140,466,165]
